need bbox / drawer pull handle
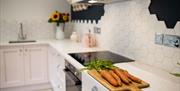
[19,49,23,52]
[56,64,62,72]
[92,86,98,91]
[57,64,61,69]
[57,84,62,88]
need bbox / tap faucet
[18,23,27,40]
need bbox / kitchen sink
[9,40,36,43]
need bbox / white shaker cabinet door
[55,53,65,91]
[48,47,65,91]
[48,47,58,88]
[0,46,24,88]
[55,53,65,82]
[24,45,48,85]
[48,47,56,83]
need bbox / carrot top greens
[84,59,115,71]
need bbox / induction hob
[69,51,134,66]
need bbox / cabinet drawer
[52,77,65,91]
[55,64,65,82]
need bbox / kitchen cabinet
[82,72,108,91]
[24,45,48,85]
[0,46,24,88]
[48,47,65,91]
[0,44,48,88]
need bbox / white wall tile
[0,0,70,42]
[70,0,180,72]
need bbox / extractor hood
[77,0,129,4]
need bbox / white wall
[0,0,70,41]
[71,0,180,73]
[0,0,179,73]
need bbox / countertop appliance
[69,51,134,66]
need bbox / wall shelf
[71,4,105,24]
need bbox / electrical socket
[155,33,163,45]
[94,26,101,34]
[163,34,180,48]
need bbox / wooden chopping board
[88,69,150,91]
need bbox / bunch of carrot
[99,67,142,87]
[84,59,142,87]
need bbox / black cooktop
[69,51,134,66]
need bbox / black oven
[64,60,81,91]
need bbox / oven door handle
[63,68,81,85]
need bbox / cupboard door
[48,47,65,91]
[48,47,57,85]
[55,53,65,81]
[55,53,65,91]
[24,45,48,85]
[0,46,24,88]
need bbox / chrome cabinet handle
[57,64,61,69]
[56,53,60,57]
[57,80,63,89]
[74,71,80,75]
[74,71,78,75]
[91,86,98,91]
[56,64,62,72]
[57,84,62,88]
[19,49,23,52]
[19,49,23,56]
[25,49,28,52]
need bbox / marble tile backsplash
[0,0,71,42]
[0,19,55,41]
[71,0,180,73]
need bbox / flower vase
[55,26,64,40]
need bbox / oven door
[64,68,81,91]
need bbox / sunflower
[63,15,68,22]
[50,11,60,21]
[48,11,70,26]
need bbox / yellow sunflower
[63,15,69,22]
[50,11,60,21]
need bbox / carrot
[109,70,122,86]
[123,70,142,83]
[113,68,131,84]
[99,70,119,87]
